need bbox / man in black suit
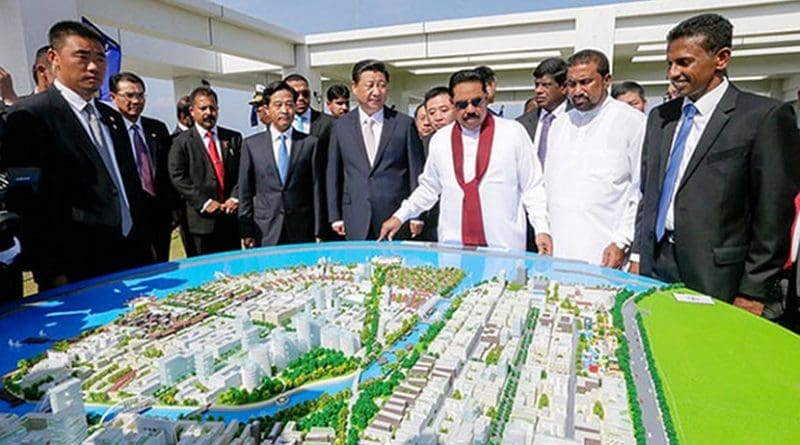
[632,14,800,319]
[168,86,241,256]
[239,81,323,247]
[110,72,175,263]
[284,73,336,240]
[1,21,151,290]
[516,57,569,252]
[327,59,425,241]
[171,95,193,137]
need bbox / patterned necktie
[131,124,156,196]
[293,114,307,133]
[84,104,132,236]
[277,133,289,184]
[537,112,555,167]
[205,130,225,200]
[364,119,377,166]
[655,103,698,241]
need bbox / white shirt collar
[683,77,729,117]
[574,94,611,121]
[358,106,384,125]
[542,99,568,120]
[54,79,93,113]
[195,122,217,138]
[269,124,293,142]
[298,108,311,122]
[177,122,190,131]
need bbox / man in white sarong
[379,69,552,253]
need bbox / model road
[621,298,669,445]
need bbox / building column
[0,0,79,94]
[573,7,616,72]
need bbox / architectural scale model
[0,243,798,445]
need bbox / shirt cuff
[331,220,344,230]
[629,253,640,263]
[410,219,424,226]
[393,207,414,224]
[201,199,213,213]
[530,217,550,237]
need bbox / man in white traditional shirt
[544,49,645,267]
[379,70,553,253]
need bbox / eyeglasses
[296,89,311,98]
[454,97,483,110]
[120,92,146,101]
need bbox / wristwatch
[614,241,630,254]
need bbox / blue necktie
[655,103,698,241]
[277,133,289,184]
[293,115,306,133]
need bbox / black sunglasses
[454,97,483,110]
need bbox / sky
[214,0,627,34]
[140,0,631,133]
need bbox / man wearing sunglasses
[379,69,552,253]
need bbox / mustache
[464,112,480,120]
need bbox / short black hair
[352,59,390,83]
[262,80,298,105]
[189,86,218,105]
[448,70,486,95]
[32,45,50,84]
[326,84,350,101]
[414,103,427,118]
[567,49,610,77]
[176,95,191,118]
[423,86,451,107]
[611,81,646,100]
[49,21,103,51]
[667,13,733,54]
[109,71,146,93]
[283,73,309,85]
[474,65,496,83]
[533,57,568,86]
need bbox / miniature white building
[194,350,214,382]
[248,344,272,377]
[241,361,261,391]
[159,354,193,386]
[47,378,88,445]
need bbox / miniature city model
[1,243,799,444]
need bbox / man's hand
[331,222,346,236]
[733,296,765,317]
[203,200,222,214]
[535,234,553,255]
[378,217,403,242]
[242,237,256,249]
[410,221,424,238]
[0,67,19,105]
[628,261,640,274]
[222,198,238,214]
[601,243,625,269]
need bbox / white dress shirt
[195,122,234,210]
[394,117,550,251]
[269,125,294,160]
[54,79,131,219]
[532,100,568,151]
[358,106,384,153]
[665,78,730,230]
[545,96,645,264]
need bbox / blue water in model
[0,241,661,422]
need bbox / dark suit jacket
[238,129,322,246]
[634,84,800,302]
[136,116,175,261]
[309,108,336,238]
[326,106,424,240]
[168,125,241,236]
[0,86,148,281]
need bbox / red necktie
[451,114,495,247]
[206,130,225,200]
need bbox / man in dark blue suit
[238,81,323,247]
[326,59,425,240]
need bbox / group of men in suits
[1,14,798,328]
